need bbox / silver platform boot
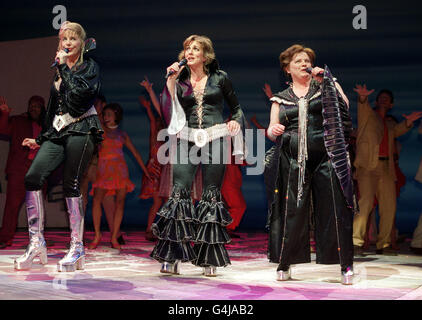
[341,266,354,285]
[57,196,85,272]
[203,266,217,277]
[160,260,181,275]
[276,267,291,281]
[14,190,48,270]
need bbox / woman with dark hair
[88,103,150,250]
[264,44,356,284]
[14,21,103,272]
[150,34,246,277]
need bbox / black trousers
[173,138,226,191]
[275,151,354,271]
[151,138,233,267]
[25,134,95,198]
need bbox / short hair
[178,35,216,73]
[279,44,316,78]
[376,89,394,104]
[103,103,123,125]
[28,95,45,109]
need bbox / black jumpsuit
[266,78,354,272]
[150,60,245,268]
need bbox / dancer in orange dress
[89,103,150,249]
[138,77,166,241]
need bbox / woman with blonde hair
[14,21,103,272]
[150,35,246,277]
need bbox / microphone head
[179,58,187,66]
[63,48,69,53]
[305,67,312,74]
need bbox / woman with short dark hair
[265,44,356,284]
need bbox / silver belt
[53,106,97,132]
[177,123,231,147]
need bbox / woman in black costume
[150,35,245,277]
[14,21,102,272]
[265,44,356,285]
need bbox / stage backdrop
[1,0,421,234]
[0,36,69,228]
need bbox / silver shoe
[160,260,181,274]
[203,266,217,277]
[57,196,85,272]
[341,266,354,285]
[276,267,291,281]
[15,191,48,270]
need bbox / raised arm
[140,76,162,118]
[262,83,273,99]
[0,96,12,137]
[250,115,266,130]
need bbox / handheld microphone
[165,59,187,79]
[305,67,324,77]
[51,48,69,68]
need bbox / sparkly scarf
[297,97,309,206]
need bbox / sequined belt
[53,106,97,132]
[177,123,231,147]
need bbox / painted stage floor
[0,230,421,300]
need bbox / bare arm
[0,96,12,137]
[140,76,162,118]
[267,102,285,142]
[123,132,151,179]
[335,82,350,107]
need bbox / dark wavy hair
[376,89,394,104]
[103,103,123,124]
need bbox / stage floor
[0,230,421,300]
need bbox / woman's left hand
[227,120,240,135]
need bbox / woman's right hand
[22,138,40,150]
[268,124,285,137]
[166,62,184,99]
[166,62,184,81]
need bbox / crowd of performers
[1,21,422,285]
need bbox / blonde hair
[279,44,316,78]
[58,21,87,66]
[178,35,216,73]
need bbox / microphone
[51,48,69,68]
[305,67,324,77]
[165,59,187,79]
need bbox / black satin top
[160,60,244,129]
[36,57,103,145]
[275,81,328,170]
